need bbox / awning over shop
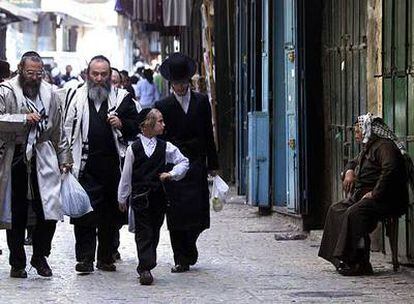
[42,0,118,27]
[0,1,38,24]
[162,0,192,27]
[115,0,192,27]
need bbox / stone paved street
[1,202,414,303]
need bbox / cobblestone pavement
[1,202,414,304]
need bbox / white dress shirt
[117,134,189,204]
[173,87,191,113]
[93,99,103,112]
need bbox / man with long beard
[0,51,72,278]
[64,55,139,273]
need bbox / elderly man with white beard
[64,55,139,273]
[0,51,73,278]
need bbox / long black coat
[319,137,409,265]
[71,94,139,226]
[155,91,219,231]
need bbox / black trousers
[112,223,122,255]
[134,191,165,272]
[169,229,202,266]
[7,150,56,269]
[74,220,117,264]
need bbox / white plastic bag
[60,173,93,218]
[210,175,229,212]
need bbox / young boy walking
[117,108,189,285]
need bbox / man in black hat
[155,52,219,273]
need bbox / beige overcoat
[0,77,72,228]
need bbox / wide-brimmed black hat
[159,52,196,82]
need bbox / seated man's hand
[343,169,355,194]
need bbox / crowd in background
[0,58,163,111]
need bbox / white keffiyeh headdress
[357,113,406,154]
[357,113,414,192]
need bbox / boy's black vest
[131,137,166,195]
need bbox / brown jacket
[345,136,408,215]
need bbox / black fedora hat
[159,52,196,82]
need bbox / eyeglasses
[23,70,44,77]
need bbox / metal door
[235,0,249,194]
[272,0,287,206]
[322,0,368,203]
[262,0,269,112]
[284,0,299,212]
[382,0,414,263]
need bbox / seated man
[319,113,409,276]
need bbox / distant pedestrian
[136,68,160,109]
[110,66,128,261]
[153,64,164,97]
[0,59,10,82]
[155,52,219,273]
[111,68,122,89]
[118,108,189,285]
[120,70,136,99]
[61,65,77,83]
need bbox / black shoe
[171,264,190,273]
[138,270,153,285]
[24,236,32,246]
[10,267,27,278]
[30,256,52,277]
[335,260,347,271]
[75,261,94,273]
[338,262,374,276]
[112,251,121,261]
[96,261,116,272]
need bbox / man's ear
[17,63,23,74]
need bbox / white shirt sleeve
[165,141,189,181]
[117,145,135,204]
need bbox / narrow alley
[1,202,413,304]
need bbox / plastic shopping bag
[210,175,229,212]
[61,173,93,218]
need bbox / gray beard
[87,80,110,104]
[18,75,41,99]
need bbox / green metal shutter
[323,0,368,202]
